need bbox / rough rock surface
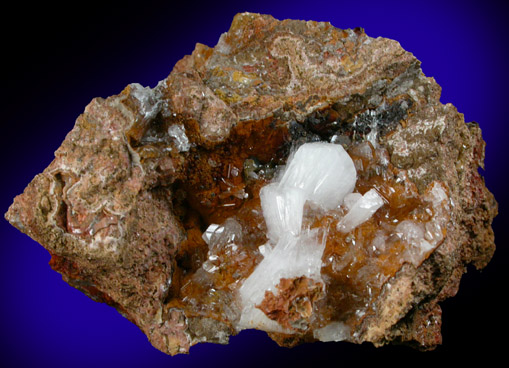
[5,13,497,354]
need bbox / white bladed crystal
[343,192,363,211]
[238,230,325,331]
[239,231,325,306]
[260,183,306,243]
[279,142,357,210]
[337,189,384,232]
[238,307,290,333]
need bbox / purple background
[2,0,507,366]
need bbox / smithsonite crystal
[5,13,497,355]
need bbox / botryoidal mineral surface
[5,13,497,354]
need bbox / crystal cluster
[240,142,355,331]
[5,13,497,355]
[179,139,451,342]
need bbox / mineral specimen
[5,12,497,355]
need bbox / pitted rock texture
[5,13,497,355]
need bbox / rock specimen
[5,13,497,355]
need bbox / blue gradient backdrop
[2,1,507,366]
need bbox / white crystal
[168,124,190,152]
[240,231,324,305]
[313,322,351,342]
[366,122,379,148]
[371,230,387,253]
[396,220,425,243]
[343,192,363,211]
[279,142,356,210]
[424,221,444,244]
[337,189,384,232]
[351,141,374,160]
[238,230,325,331]
[260,183,306,243]
[202,223,223,245]
[429,181,448,207]
[237,143,358,331]
[238,305,290,333]
[396,220,435,266]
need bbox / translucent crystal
[396,220,425,243]
[203,218,242,250]
[202,223,223,245]
[313,322,351,342]
[337,189,385,232]
[129,83,161,121]
[397,220,434,266]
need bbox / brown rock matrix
[5,13,497,354]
